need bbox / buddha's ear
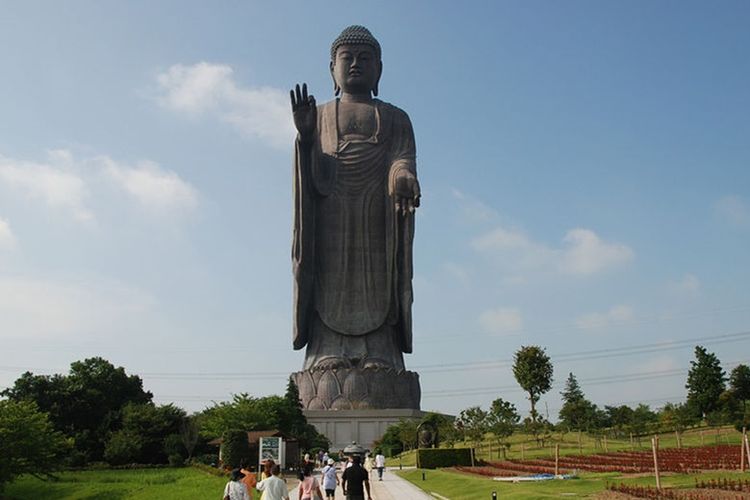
[330,60,340,96]
[373,60,383,97]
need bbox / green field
[388,424,744,466]
[397,468,750,499]
[3,467,233,500]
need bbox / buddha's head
[330,25,382,97]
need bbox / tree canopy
[1,357,152,463]
[558,372,599,432]
[486,398,519,452]
[0,400,70,491]
[685,346,726,419]
[512,345,553,422]
[197,379,328,452]
[729,364,750,408]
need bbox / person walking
[260,459,276,500]
[341,455,371,500]
[363,452,374,478]
[240,462,258,499]
[321,458,339,499]
[297,463,323,500]
[374,451,386,481]
[224,469,250,500]
[256,464,289,500]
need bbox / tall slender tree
[512,345,553,423]
[730,364,750,412]
[558,372,598,431]
[685,345,726,420]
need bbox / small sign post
[259,436,283,471]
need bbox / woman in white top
[224,469,250,500]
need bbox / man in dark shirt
[341,455,371,500]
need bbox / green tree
[115,402,185,464]
[558,373,599,432]
[604,405,634,438]
[374,423,403,456]
[685,346,726,420]
[198,390,329,452]
[512,345,553,423]
[103,429,143,465]
[486,398,519,458]
[659,402,696,434]
[198,394,271,438]
[221,429,252,468]
[421,412,458,448]
[456,406,488,448]
[279,377,329,451]
[0,400,70,491]
[730,364,750,412]
[1,357,152,463]
[397,419,419,451]
[629,404,658,445]
[375,420,414,456]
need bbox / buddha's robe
[292,98,416,368]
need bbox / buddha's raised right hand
[290,83,316,144]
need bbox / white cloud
[715,195,750,227]
[0,218,15,249]
[0,152,92,221]
[156,62,294,148]
[0,150,198,220]
[575,304,634,330]
[473,225,633,278]
[452,188,500,222]
[668,273,700,298]
[101,158,198,212]
[479,307,523,335]
[558,228,634,275]
[0,277,157,340]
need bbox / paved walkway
[286,467,433,500]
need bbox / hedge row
[416,448,473,469]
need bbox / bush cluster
[416,448,473,469]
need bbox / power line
[416,330,750,373]
[420,359,746,398]
[145,360,746,407]
[424,304,750,343]
[1,329,748,379]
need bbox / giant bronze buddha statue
[290,26,421,410]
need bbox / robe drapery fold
[292,99,416,355]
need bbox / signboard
[259,436,283,467]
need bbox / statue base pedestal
[304,408,426,451]
[292,367,420,410]
[292,367,422,450]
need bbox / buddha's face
[330,44,381,95]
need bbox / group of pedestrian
[223,459,289,500]
[223,449,384,500]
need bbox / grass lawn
[397,468,750,499]
[3,467,235,500]
[387,425,744,466]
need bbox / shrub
[221,430,251,469]
[416,448,473,469]
[191,453,219,466]
[104,430,142,465]
[168,453,185,467]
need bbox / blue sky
[1,1,749,418]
